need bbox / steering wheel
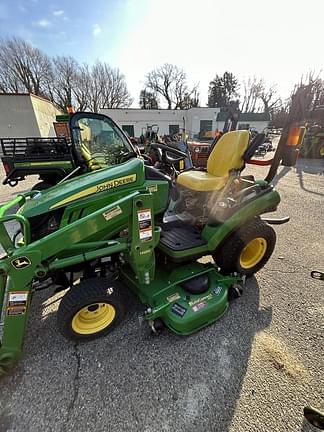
[150,143,188,162]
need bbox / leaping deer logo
[11,257,31,269]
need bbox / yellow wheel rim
[240,237,267,269]
[72,303,116,335]
[319,146,324,156]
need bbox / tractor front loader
[0,188,162,373]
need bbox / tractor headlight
[194,147,200,153]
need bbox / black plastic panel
[159,222,206,251]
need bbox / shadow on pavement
[272,159,324,197]
[0,277,273,432]
[272,166,292,187]
[296,159,324,197]
[300,418,317,432]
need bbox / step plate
[159,225,206,251]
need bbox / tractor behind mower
[0,111,304,376]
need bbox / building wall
[0,94,40,138]
[241,120,269,132]
[101,108,185,137]
[216,120,269,133]
[185,107,220,138]
[30,95,62,137]
[0,94,62,138]
[101,107,221,138]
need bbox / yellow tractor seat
[177,130,250,192]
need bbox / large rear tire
[31,181,54,191]
[57,278,125,341]
[213,218,276,277]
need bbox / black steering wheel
[150,142,188,164]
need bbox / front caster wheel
[57,278,125,341]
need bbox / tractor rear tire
[213,218,276,277]
[31,181,54,191]
[57,278,125,341]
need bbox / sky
[0,0,323,107]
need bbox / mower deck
[120,262,240,335]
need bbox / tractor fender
[202,188,281,253]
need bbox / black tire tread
[57,277,125,341]
[31,181,53,191]
[214,218,276,276]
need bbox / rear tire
[31,181,54,191]
[57,278,125,341]
[213,218,276,277]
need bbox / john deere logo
[11,257,31,269]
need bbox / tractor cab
[70,112,138,171]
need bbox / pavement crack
[62,343,81,432]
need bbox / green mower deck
[121,262,240,335]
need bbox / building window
[169,125,180,136]
[199,120,213,139]
[122,125,135,137]
[200,120,213,133]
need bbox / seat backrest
[207,130,250,177]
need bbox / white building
[100,107,270,138]
[101,107,220,139]
[0,93,62,138]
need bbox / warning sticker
[8,291,28,307]
[138,209,151,222]
[146,185,158,193]
[167,292,181,303]
[139,228,152,241]
[7,306,26,316]
[7,292,28,316]
[103,206,122,221]
[138,209,152,241]
[192,301,207,312]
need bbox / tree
[259,83,281,115]
[145,63,198,109]
[0,38,133,113]
[51,56,79,111]
[270,73,323,128]
[73,64,91,111]
[208,72,239,108]
[240,76,264,112]
[0,37,52,97]
[179,88,200,109]
[139,88,159,109]
[87,62,133,113]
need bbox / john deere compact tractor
[0,112,301,375]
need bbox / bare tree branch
[240,76,263,112]
[145,64,198,109]
[0,37,52,97]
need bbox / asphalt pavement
[0,159,323,432]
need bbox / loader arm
[0,190,160,374]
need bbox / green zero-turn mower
[0,112,299,376]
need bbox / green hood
[20,158,145,218]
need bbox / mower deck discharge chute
[0,112,298,376]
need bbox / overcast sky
[0,0,323,107]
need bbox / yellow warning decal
[50,174,137,209]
